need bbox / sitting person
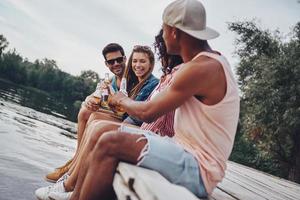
[140,29,183,137]
[45,43,158,182]
[35,30,183,200]
[120,45,159,126]
[45,43,127,182]
[65,0,240,199]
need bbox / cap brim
[177,26,219,40]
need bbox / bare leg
[70,153,93,199]
[45,109,122,183]
[76,107,94,150]
[71,131,146,200]
[69,112,120,173]
[64,120,121,191]
[67,119,96,174]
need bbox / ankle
[70,190,79,200]
[63,181,74,192]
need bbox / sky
[0,0,299,78]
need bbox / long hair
[154,29,183,76]
[123,45,155,99]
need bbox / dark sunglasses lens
[106,60,115,65]
[107,57,123,65]
[115,57,124,63]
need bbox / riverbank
[0,78,50,96]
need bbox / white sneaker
[35,182,66,200]
[49,191,73,200]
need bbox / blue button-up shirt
[123,74,159,126]
[111,76,119,92]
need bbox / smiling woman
[132,52,152,81]
[122,45,159,125]
[125,45,155,97]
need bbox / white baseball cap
[163,0,219,40]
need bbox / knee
[88,129,101,147]
[86,112,99,125]
[92,131,120,159]
[88,121,114,146]
[77,107,92,122]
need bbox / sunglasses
[106,56,124,65]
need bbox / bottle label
[93,83,102,98]
[120,78,128,96]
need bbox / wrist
[117,96,129,107]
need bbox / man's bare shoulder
[168,54,225,99]
[179,55,222,80]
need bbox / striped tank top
[140,65,182,137]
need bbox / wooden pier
[113,161,300,200]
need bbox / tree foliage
[79,70,100,83]
[0,34,100,120]
[229,21,300,183]
[0,34,9,56]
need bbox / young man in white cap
[52,0,240,199]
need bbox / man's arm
[111,57,224,123]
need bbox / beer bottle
[92,82,102,105]
[120,77,128,96]
[114,77,127,115]
[101,73,110,109]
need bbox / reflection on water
[0,80,77,200]
[0,79,79,122]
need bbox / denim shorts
[119,125,208,198]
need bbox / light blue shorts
[119,125,208,198]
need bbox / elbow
[130,101,157,123]
[139,111,157,123]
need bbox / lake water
[0,80,77,200]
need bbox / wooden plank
[221,171,288,200]
[210,187,237,200]
[225,170,296,200]
[227,161,300,196]
[117,163,160,200]
[225,162,300,199]
[213,161,300,200]
[113,173,139,200]
[117,162,202,200]
[114,161,300,200]
[216,176,267,200]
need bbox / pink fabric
[173,52,240,194]
[140,65,181,137]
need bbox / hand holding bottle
[84,73,110,111]
[109,77,127,115]
[100,73,111,109]
[108,91,128,114]
[83,94,101,111]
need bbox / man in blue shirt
[103,43,127,92]
[45,43,127,182]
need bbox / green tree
[229,21,300,183]
[79,70,99,92]
[36,58,58,91]
[0,33,100,121]
[0,34,9,57]
[0,49,27,84]
[79,70,100,83]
